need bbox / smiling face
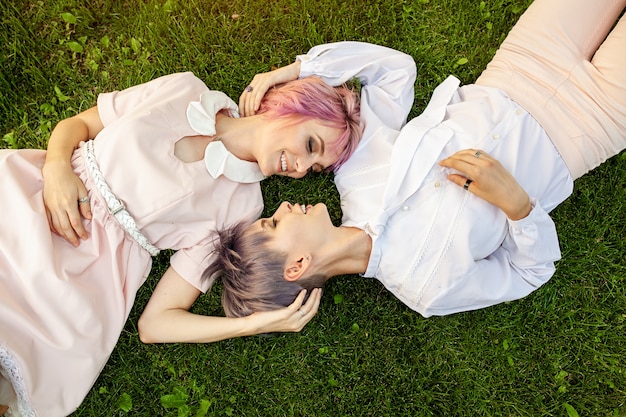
[250,201,336,261]
[254,117,343,179]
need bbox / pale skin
[252,148,533,283]
[39,80,343,344]
[239,61,302,117]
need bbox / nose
[273,201,294,220]
[274,201,309,219]
[294,156,312,174]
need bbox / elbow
[137,314,158,344]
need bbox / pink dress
[0,73,263,416]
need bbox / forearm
[298,41,415,86]
[137,308,257,344]
[419,201,560,317]
[43,119,86,169]
[140,266,323,344]
[43,107,103,171]
[298,41,416,131]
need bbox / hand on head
[439,149,532,220]
[239,61,302,117]
[248,288,323,334]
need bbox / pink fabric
[0,72,262,416]
[476,0,626,179]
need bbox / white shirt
[299,42,574,317]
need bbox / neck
[319,226,372,279]
[215,113,261,162]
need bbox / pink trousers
[476,0,626,179]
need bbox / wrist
[42,156,72,175]
[507,196,532,221]
[241,313,263,336]
[291,60,302,78]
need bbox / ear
[283,254,312,282]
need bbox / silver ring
[463,179,473,190]
[474,150,482,158]
[298,309,305,317]
[245,85,253,93]
[78,196,90,204]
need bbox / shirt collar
[186,90,266,183]
[203,140,266,183]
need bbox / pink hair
[256,76,362,172]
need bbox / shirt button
[492,133,500,140]
[402,205,410,211]
[516,109,522,115]
[434,181,441,188]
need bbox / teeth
[281,153,287,172]
[301,204,306,214]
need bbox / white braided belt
[83,140,160,256]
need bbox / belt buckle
[109,200,126,216]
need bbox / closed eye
[307,137,314,153]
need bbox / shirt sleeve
[169,244,215,292]
[297,41,416,132]
[169,201,264,293]
[420,199,562,317]
[97,72,208,127]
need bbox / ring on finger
[463,179,473,190]
[245,85,253,93]
[78,196,90,204]
[474,150,482,158]
[297,309,305,317]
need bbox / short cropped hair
[203,221,326,318]
[256,76,362,172]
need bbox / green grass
[2,0,625,416]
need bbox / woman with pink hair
[0,70,366,416]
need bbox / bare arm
[138,266,322,344]
[42,106,104,246]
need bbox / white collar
[186,90,265,183]
[203,140,266,183]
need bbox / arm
[240,42,416,131]
[42,106,104,246]
[137,266,322,343]
[419,203,560,317]
[416,149,559,316]
[43,73,207,246]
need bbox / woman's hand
[41,107,103,246]
[42,160,92,246]
[247,288,323,334]
[439,149,532,220]
[239,61,301,117]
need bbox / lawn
[1,0,625,416]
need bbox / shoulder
[161,72,209,94]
